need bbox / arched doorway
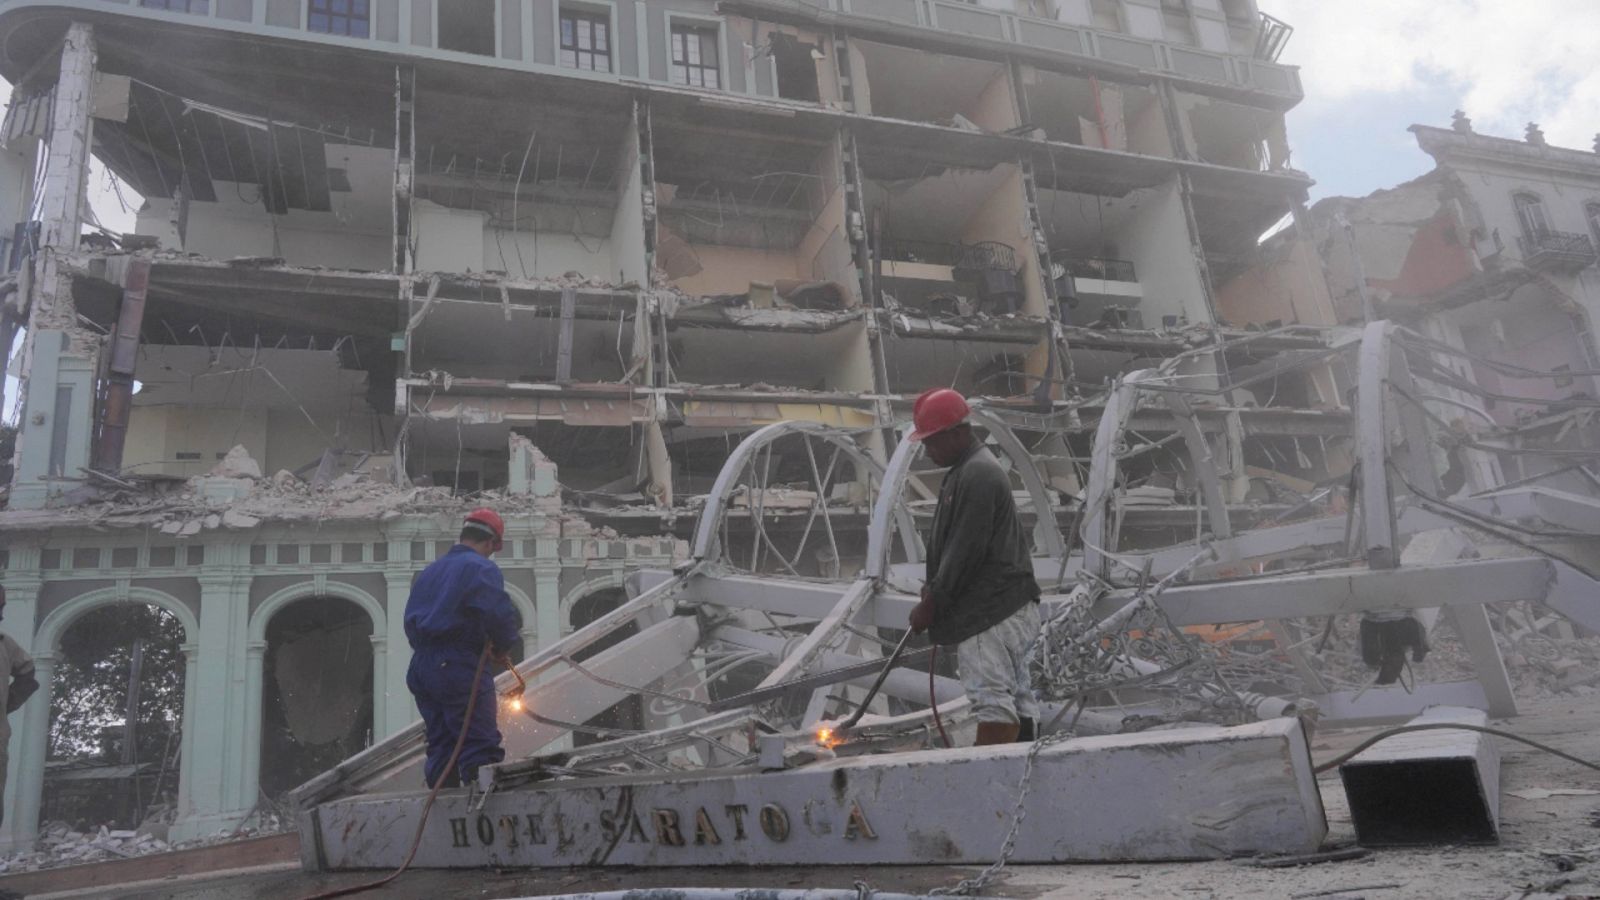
[569,587,643,747]
[257,597,375,800]
[46,604,187,831]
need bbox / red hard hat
[908,388,970,441]
[463,508,506,551]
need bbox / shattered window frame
[670,22,722,89]
[139,0,211,14]
[307,0,371,38]
[560,6,613,72]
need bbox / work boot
[1016,717,1036,743]
[1359,616,1429,685]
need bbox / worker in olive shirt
[905,388,1043,745]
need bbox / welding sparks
[507,696,524,712]
[815,726,839,748]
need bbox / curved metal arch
[691,420,910,569]
[1076,368,1237,582]
[865,406,1065,581]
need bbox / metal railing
[1254,12,1292,62]
[878,238,964,268]
[1052,255,1137,283]
[1518,231,1598,273]
[878,239,1018,273]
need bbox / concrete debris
[0,817,286,874]
[209,445,262,479]
[0,453,609,539]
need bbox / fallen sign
[301,717,1326,870]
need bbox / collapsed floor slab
[303,717,1325,869]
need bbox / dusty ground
[33,696,1600,900]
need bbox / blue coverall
[404,544,521,788]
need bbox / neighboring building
[1296,114,1600,497]
[0,0,1330,848]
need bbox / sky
[1261,0,1600,202]
[7,3,1600,417]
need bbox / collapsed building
[2,0,1591,871]
[1288,114,1600,499]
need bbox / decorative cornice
[1412,125,1600,181]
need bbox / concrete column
[173,572,251,841]
[368,634,388,740]
[7,653,54,849]
[176,643,199,819]
[383,560,416,733]
[239,640,265,817]
[39,22,94,251]
[534,565,562,651]
[0,567,42,852]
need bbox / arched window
[1514,192,1551,242]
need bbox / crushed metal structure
[0,0,1596,872]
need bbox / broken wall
[612,112,649,286]
[133,145,395,270]
[1216,234,1337,327]
[1123,178,1211,325]
[959,164,1047,318]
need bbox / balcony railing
[1254,12,1293,62]
[1052,255,1137,283]
[1518,231,1599,274]
[878,239,1018,273]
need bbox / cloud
[1261,0,1600,151]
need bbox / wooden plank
[0,832,299,895]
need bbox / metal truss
[294,321,1600,817]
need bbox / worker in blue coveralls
[404,508,520,788]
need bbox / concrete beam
[308,717,1325,869]
[1338,706,1500,846]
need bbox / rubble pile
[0,814,286,874]
[0,444,602,537]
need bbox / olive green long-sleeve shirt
[923,441,1041,646]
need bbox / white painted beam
[1338,706,1500,845]
[308,717,1325,869]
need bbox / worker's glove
[909,597,935,635]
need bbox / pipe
[518,883,966,890]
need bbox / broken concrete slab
[1338,706,1500,846]
[306,717,1326,870]
[210,444,262,479]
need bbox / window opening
[671,23,721,89]
[769,32,820,102]
[309,0,370,37]
[1514,193,1551,241]
[439,0,497,56]
[139,0,211,13]
[561,8,612,71]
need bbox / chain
[930,730,1073,896]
